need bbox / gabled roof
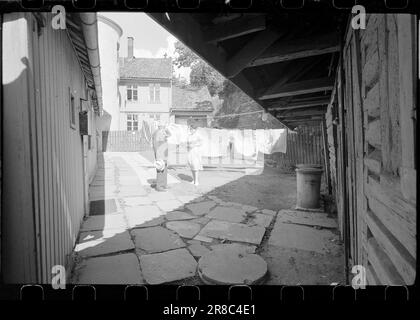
[119,57,172,79]
[171,85,214,112]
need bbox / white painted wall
[98,15,122,131]
[117,80,172,129]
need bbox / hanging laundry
[271,128,287,153]
[231,129,257,159]
[255,128,287,154]
[219,129,231,157]
[142,120,153,145]
[166,123,189,145]
[197,127,223,157]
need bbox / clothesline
[137,109,267,121]
[165,123,288,156]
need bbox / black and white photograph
[0,1,417,290]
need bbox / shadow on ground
[70,153,345,286]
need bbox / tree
[173,41,225,96]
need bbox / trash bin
[296,163,323,169]
[296,166,323,209]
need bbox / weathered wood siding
[327,14,417,284]
[2,13,95,283]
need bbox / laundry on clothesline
[255,128,287,154]
[164,124,287,155]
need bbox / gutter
[79,13,103,115]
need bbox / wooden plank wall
[2,13,91,283]
[325,103,338,200]
[332,14,417,285]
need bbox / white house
[117,37,173,131]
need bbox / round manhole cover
[198,249,268,285]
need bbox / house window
[127,85,138,101]
[69,88,76,129]
[150,113,160,121]
[149,83,160,103]
[127,114,139,131]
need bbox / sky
[100,12,191,81]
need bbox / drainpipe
[79,13,103,115]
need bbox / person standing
[187,121,203,186]
[152,123,171,191]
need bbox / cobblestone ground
[71,152,345,285]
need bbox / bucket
[296,163,323,169]
[296,167,323,209]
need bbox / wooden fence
[102,130,152,152]
[265,124,325,169]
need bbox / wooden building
[148,11,417,284]
[1,12,103,283]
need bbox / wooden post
[397,14,416,203]
[322,119,332,194]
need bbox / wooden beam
[278,109,326,118]
[205,15,266,43]
[147,13,227,75]
[226,28,283,78]
[230,72,255,97]
[267,97,330,111]
[283,117,323,123]
[256,56,320,100]
[248,32,339,67]
[260,77,334,100]
[212,13,242,24]
[283,119,323,127]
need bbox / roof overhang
[147,11,346,128]
[66,13,103,115]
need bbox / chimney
[127,37,134,59]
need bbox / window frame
[149,83,161,103]
[127,113,139,131]
[127,85,138,102]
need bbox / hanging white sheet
[255,128,287,154]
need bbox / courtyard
[71,152,345,285]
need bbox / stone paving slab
[277,209,338,229]
[206,206,247,223]
[166,221,202,239]
[166,211,195,221]
[186,201,217,216]
[247,213,274,228]
[89,191,119,201]
[157,199,184,212]
[118,185,148,197]
[210,243,257,255]
[123,196,153,206]
[268,221,336,254]
[261,209,277,216]
[148,191,177,202]
[80,214,128,232]
[74,253,144,284]
[188,243,211,258]
[197,220,266,245]
[139,248,197,284]
[193,234,215,243]
[198,249,267,285]
[190,217,211,226]
[132,226,185,253]
[75,229,134,257]
[242,205,259,213]
[125,205,164,229]
[89,199,122,216]
[176,195,199,204]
